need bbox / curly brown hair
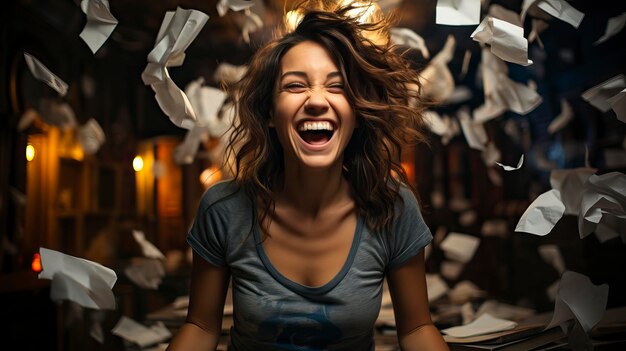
[226,3,429,235]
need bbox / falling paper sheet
[133,230,165,259]
[174,126,206,165]
[442,313,517,338]
[488,4,522,27]
[390,27,430,58]
[38,247,117,310]
[141,8,209,129]
[481,142,501,167]
[186,78,228,134]
[474,49,542,123]
[515,189,565,236]
[436,0,480,26]
[441,260,464,280]
[578,172,626,239]
[78,118,106,155]
[548,99,574,134]
[423,110,460,145]
[581,75,626,113]
[458,109,487,151]
[238,9,263,44]
[214,62,247,84]
[217,0,255,17]
[38,99,77,130]
[426,274,449,302]
[124,257,165,290]
[608,88,626,123]
[538,245,566,275]
[595,12,626,45]
[24,53,68,96]
[112,316,171,348]
[79,0,118,54]
[448,280,487,304]
[440,232,480,263]
[522,0,584,28]
[471,16,532,66]
[546,271,609,332]
[550,167,596,215]
[420,35,456,102]
[495,154,524,171]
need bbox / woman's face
[271,40,356,170]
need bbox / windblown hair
[226,2,429,235]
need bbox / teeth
[298,121,334,132]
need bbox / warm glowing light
[200,166,223,189]
[26,144,35,161]
[31,253,42,272]
[133,156,144,172]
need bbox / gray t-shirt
[187,180,432,351]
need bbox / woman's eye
[283,83,307,93]
[327,84,344,93]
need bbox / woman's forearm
[166,322,221,351]
[398,323,450,351]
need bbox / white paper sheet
[79,0,118,54]
[141,8,209,129]
[38,99,77,130]
[608,88,626,123]
[124,257,165,290]
[581,75,626,113]
[488,4,522,27]
[550,167,596,215]
[538,245,566,274]
[548,99,574,134]
[594,12,626,45]
[578,172,626,239]
[78,118,106,154]
[24,53,68,96]
[458,109,487,151]
[214,62,247,84]
[537,0,584,28]
[471,16,532,66]
[420,35,456,101]
[475,300,535,321]
[448,280,487,304]
[436,0,480,26]
[474,49,542,123]
[38,247,117,310]
[422,110,459,145]
[442,313,517,337]
[112,317,171,348]
[390,27,430,58]
[426,274,449,302]
[515,189,565,236]
[441,260,464,280]
[522,0,584,28]
[496,154,524,171]
[217,0,255,17]
[133,230,165,259]
[174,126,207,165]
[546,271,609,332]
[440,232,480,263]
[238,9,263,43]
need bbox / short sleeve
[186,184,231,267]
[387,186,433,269]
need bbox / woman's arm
[167,250,231,351]
[386,250,449,351]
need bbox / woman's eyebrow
[279,71,342,81]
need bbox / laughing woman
[167,2,448,350]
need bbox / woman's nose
[304,88,330,115]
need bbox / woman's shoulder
[198,179,248,211]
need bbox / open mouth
[297,120,336,145]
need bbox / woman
[168,2,448,350]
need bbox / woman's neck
[276,160,351,218]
